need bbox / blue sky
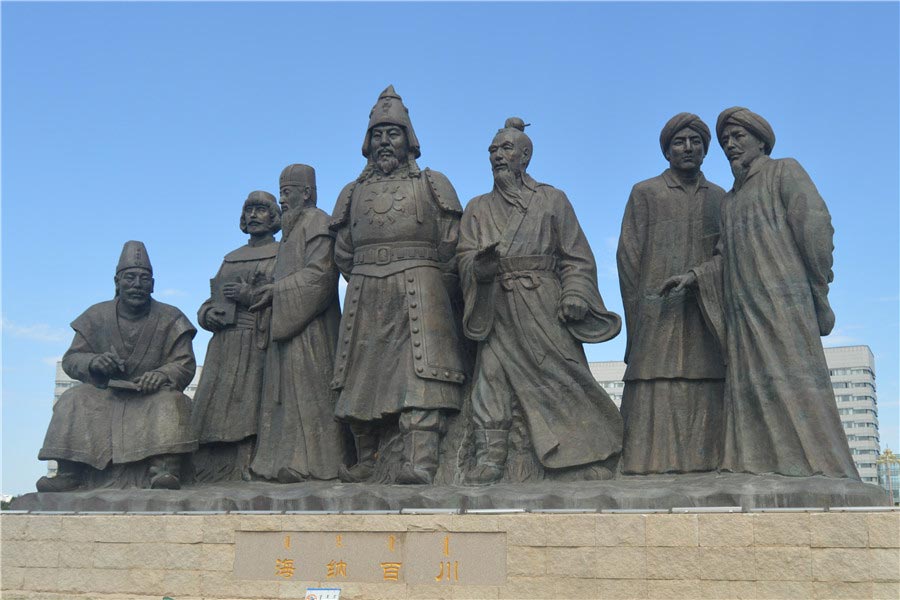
[2,2,898,496]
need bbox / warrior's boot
[396,430,440,485]
[339,432,378,483]
[466,430,509,485]
[149,454,182,490]
[36,459,84,493]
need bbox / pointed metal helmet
[116,240,152,274]
[362,85,421,159]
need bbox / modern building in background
[590,345,886,487]
[48,362,202,475]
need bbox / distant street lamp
[876,448,900,505]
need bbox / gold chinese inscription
[274,558,295,579]
[380,561,402,581]
[326,559,348,578]
[233,530,505,585]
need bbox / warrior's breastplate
[350,177,435,246]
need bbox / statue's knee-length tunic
[693,156,858,478]
[330,168,466,423]
[250,208,344,480]
[458,176,623,470]
[39,300,198,470]
[191,243,277,468]
[616,170,726,474]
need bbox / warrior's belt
[353,242,439,266]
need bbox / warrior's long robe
[692,156,858,478]
[458,175,623,471]
[39,299,197,469]
[616,169,726,473]
[250,208,345,480]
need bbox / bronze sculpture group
[36,88,860,492]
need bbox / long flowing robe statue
[664,107,858,478]
[37,241,197,491]
[616,113,726,474]
[458,118,623,484]
[250,165,346,482]
[190,191,280,482]
[330,86,467,484]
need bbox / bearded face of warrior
[665,126,706,175]
[369,124,409,175]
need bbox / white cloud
[823,327,861,348]
[0,318,70,343]
[159,288,188,297]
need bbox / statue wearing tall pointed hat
[36,241,198,491]
[330,86,467,484]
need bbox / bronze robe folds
[250,208,345,480]
[192,242,277,445]
[693,156,858,478]
[458,175,623,471]
[617,169,726,473]
[39,300,197,469]
[330,168,466,422]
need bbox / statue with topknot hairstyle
[458,118,624,484]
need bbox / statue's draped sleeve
[616,186,646,363]
[271,212,339,342]
[457,195,496,341]
[555,190,608,313]
[780,158,835,335]
[691,225,726,357]
[61,330,108,388]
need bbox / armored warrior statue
[330,86,467,484]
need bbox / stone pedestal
[2,509,898,599]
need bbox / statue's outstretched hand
[473,242,500,283]
[248,284,274,312]
[660,272,697,295]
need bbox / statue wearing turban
[617,113,726,474]
[662,107,858,479]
